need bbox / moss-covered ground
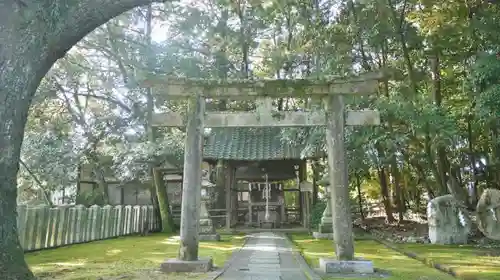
[26,233,245,280]
[393,243,500,280]
[290,234,457,280]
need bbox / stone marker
[476,188,500,240]
[427,194,471,244]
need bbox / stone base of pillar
[160,257,213,273]
[312,232,334,239]
[319,258,374,274]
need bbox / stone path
[217,232,310,280]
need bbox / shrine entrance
[230,161,308,229]
[144,71,382,268]
[202,127,318,231]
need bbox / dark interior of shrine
[231,160,306,228]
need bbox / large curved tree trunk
[0,1,169,278]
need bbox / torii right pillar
[319,94,377,274]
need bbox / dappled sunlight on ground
[290,234,457,280]
[26,233,245,280]
[199,243,240,251]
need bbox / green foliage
[21,0,500,219]
[75,191,106,207]
[470,54,500,120]
[310,199,326,230]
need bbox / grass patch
[393,243,500,280]
[26,233,245,280]
[290,234,456,280]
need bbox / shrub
[311,199,326,229]
[75,191,106,207]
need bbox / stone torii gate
[145,72,382,273]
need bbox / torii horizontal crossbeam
[141,71,383,99]
[152,110,380,127]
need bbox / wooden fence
[17,204,160,252]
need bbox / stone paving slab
[216,232,309,280]
[249,259,280,264]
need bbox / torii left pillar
[160,93,213,273]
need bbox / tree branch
[19,159,53,206]
[75,93,133,113]
[49,0,175,63]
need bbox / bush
[311,199,327,230]
[75,191,106,207]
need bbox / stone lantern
[198,171,220,241]
[313,173,334,239]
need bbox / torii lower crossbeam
[152,110,380,127]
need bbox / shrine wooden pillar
[224,163,234,230]
[215,160,227,210]
[299,160,309,228]
[231,167,238,226]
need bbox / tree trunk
[144,3,173,233]
[153,167,174,233]
[390,159,404,222]
[377,167,395,223]
[0,157,34,279]
[0,0,169,277]
[355,173,365,221]
[429,52,451,196]
[467,113,479,205]
[424,123,448,195]
[411,160,435,199]
[385,0,419,96]
[312,159,321,205]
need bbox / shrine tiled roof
[202,127,314,161]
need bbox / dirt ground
[356,217,429,241]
